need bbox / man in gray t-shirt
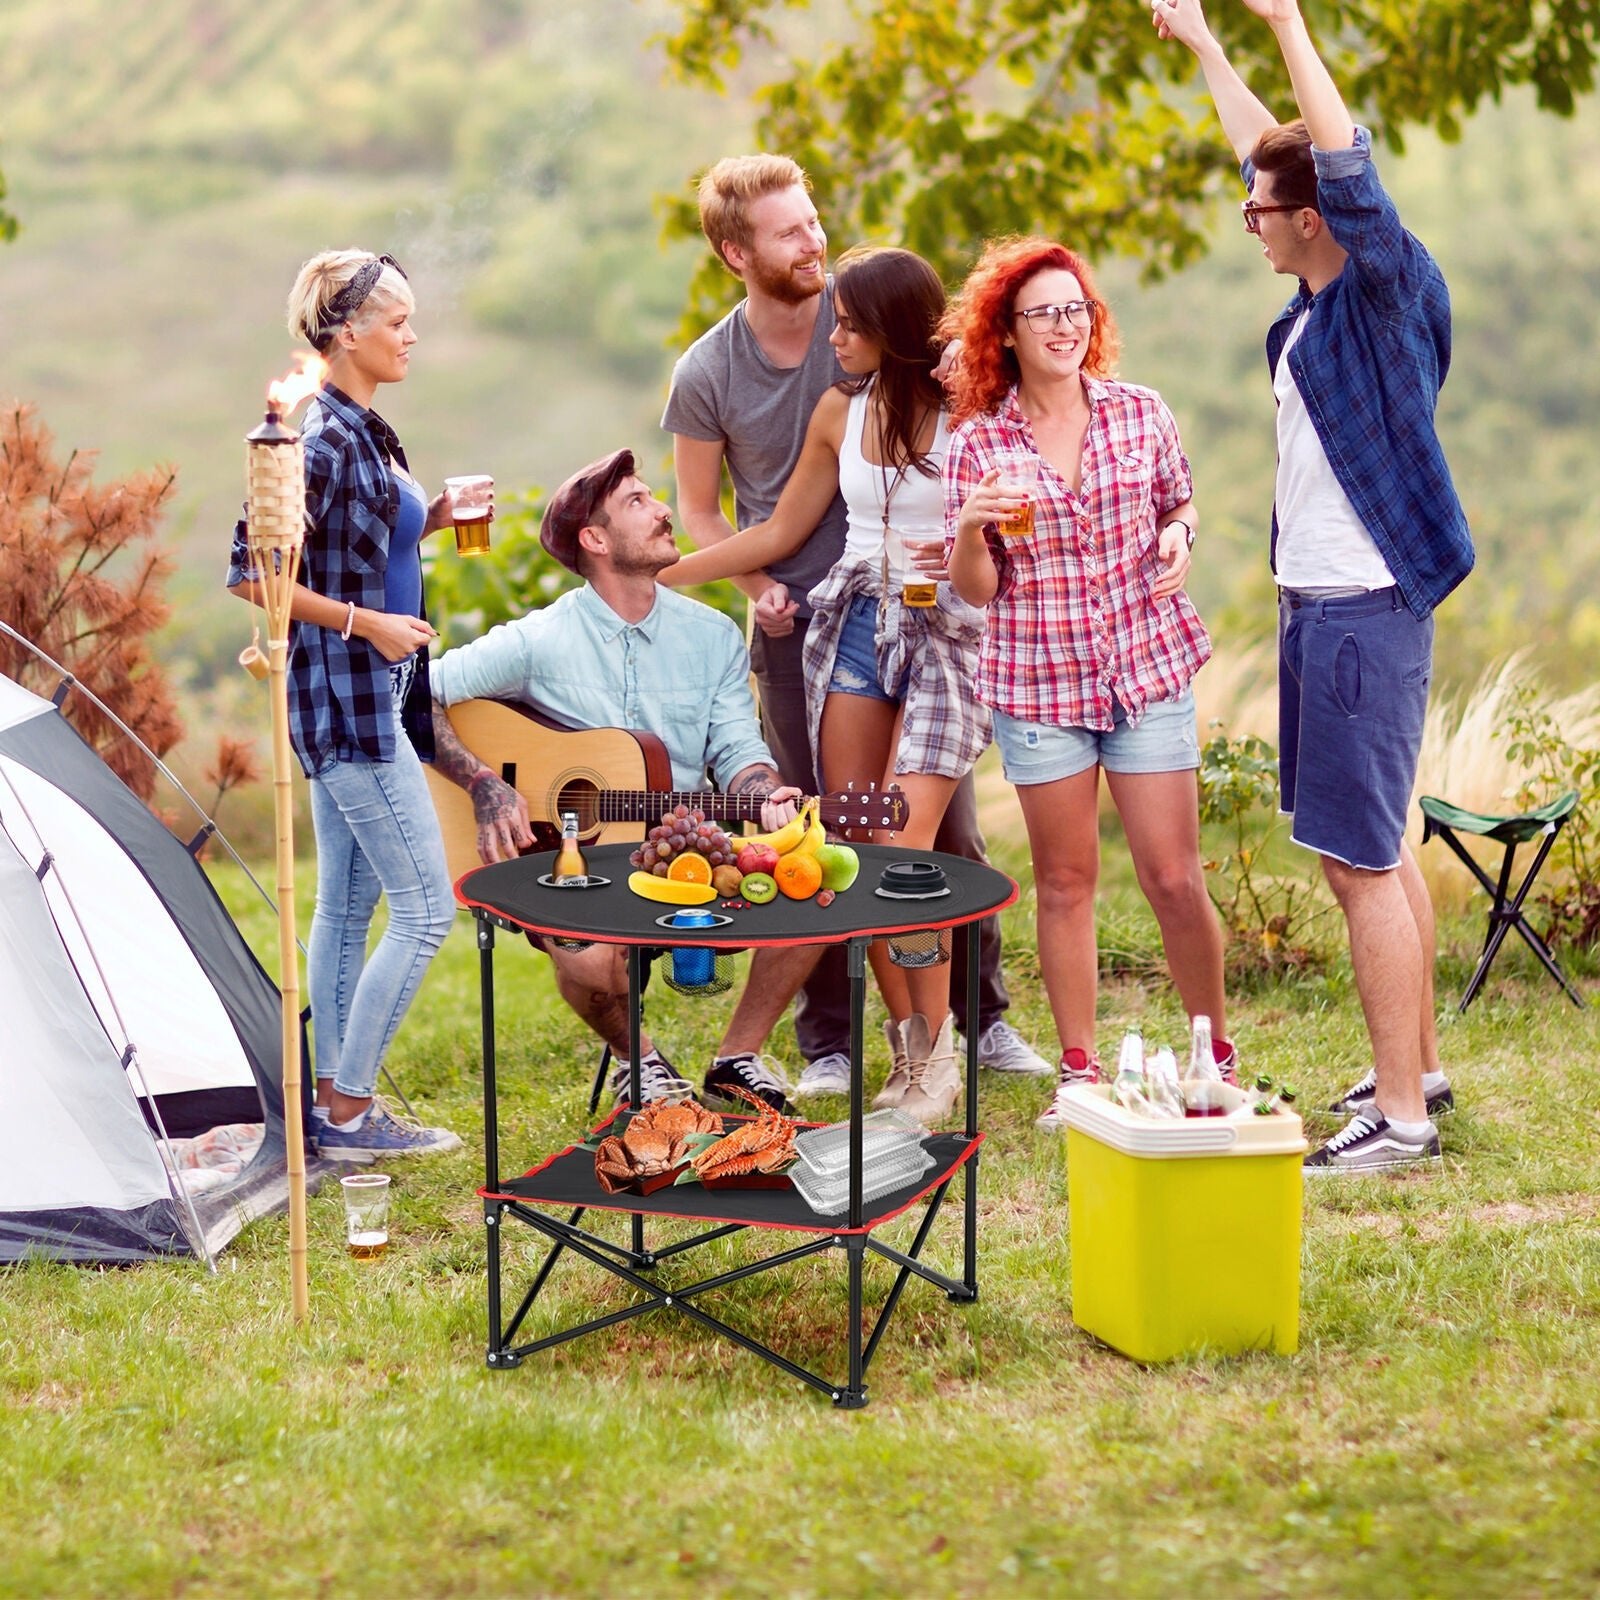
[661,155,1044,1096]
[663,279,848,618]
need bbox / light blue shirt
[430,584,775,792]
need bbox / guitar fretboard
[595,791,771,823]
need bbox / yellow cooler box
[1057,1084,1306,1363]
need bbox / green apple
[812,841,861,893]
[741,871,778,905]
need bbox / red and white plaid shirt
[943,380,1211,731]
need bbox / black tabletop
[458,842,1017,948]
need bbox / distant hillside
[1,2,1597,700]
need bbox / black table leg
[627,944,646,1261]
[957,919,980,1302]
[477,914,517,1368]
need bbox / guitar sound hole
[555,780,602,838]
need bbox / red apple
[736,841,780,877]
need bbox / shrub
[1498,679,1600,946]
[1196,724,1333,977]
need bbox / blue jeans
[308,711,454,1099]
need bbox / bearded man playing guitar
[431,448,831,1114]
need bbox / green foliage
[421,490,574,653]
[661,0,1600,333]
[1197,723,1333,975]
[1498,680,1600,946]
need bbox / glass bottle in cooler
[1145,1046,1184,1119]
[1182,1014,1229,1118]
[1110,1027,1152,1117]
[552,811,588,885]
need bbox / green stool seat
[1418,791,1584,1012]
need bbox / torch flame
[267,352,328,415]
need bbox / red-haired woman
[943,237,1233,1129]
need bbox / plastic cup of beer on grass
[341,1172,391,1259]
[445,474,494,556]
[993,450,1040,538]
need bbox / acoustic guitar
[423,697,911,884]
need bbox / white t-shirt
[1273,310,1394,591]
[836,382,950,585]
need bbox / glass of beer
[341,1172,391,1259]
[993,451,1040,538]
[445,474,494,556]
[899,536,940,608]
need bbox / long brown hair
[833,245,947,478]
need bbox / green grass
[4,834,1599,1599]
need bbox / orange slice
[666,850,713,886]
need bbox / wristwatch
[1164,518,1195,551]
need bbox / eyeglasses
[1241,201,1304,235]
[1012,300,1098,332]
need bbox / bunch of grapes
[628,804,737,877]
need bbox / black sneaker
[607,1050,695,1108]
[1304,1111,1442,1174]
[1329,1067,1454,1118]
[703,1051,794,1115]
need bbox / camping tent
[0,669,315,1264]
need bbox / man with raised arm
[1154,0,1473,1172]
[428,448,817,1114]
[662,153,1047,1097]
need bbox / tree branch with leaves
[661,0,1598,333]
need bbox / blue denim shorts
[1278,586,1433,870]
[991,687,1200,787]
[826,593,901,703]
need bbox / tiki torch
[245,354,323,1322]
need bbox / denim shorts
[826,593,901,703]
[1278,586,1433,870]
[991,687,1200,787]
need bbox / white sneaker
[968,1019,1052,1077]
[794,1051,852,1099]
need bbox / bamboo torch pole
[246,407,310,1323]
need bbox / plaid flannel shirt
[943,381,1210,731]
[226,384,434,776]
[1249,127,1473,617]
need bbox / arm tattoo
[431,707,489,789]
[727,764,781,800]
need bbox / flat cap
[539,448,636,573]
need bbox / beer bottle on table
[553,811,588,885]
[1182,1014,1228,1118]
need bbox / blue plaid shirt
[227,384,434,775]
[1247,128,1473,617]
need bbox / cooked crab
[689,1085,799,1182]
[593,1098,723,1193]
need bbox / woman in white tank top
[664,247,989,1122]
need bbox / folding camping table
[456,842,1017,1408]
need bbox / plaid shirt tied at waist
[802,559,991,782]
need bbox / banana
[786,800,827,859]
[627,872,718,905]
[739,802,812,856]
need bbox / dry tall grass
[1412,653,1600,911]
